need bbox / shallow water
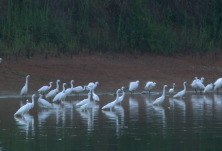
[1,93,222,151]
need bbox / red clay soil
[0,52,221,96]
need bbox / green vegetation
[0,0,222,58]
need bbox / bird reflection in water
[14,113,34,139]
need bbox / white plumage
[116,86,125,104]
[46,80,60,99]
[153,85,168,106]
[129,80,139,94]
[169,83,175,95]
[173,82,187,99]
[92,89,99,101]
[76,91,92,106]
[87,82,99,90]
[38,81,53,94]
[38,94,52,108]
[72,85,87,94]
[20,75,30,98]
[14,94,37,116]
[214,78,222,93]
[102,89,121,110]
[196,79,205,93]
[65,80,74,96]
[144,81,156,94]
[80,93,91,111]
[52,83,66,102]
[203,83,213,93]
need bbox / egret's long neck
[162,86,166,97]
[122,89,125,96]
[63,84,66,91]
[25,77,29,87]
[173,84,175,90]
[71,82,73,89]
[184,83,186,91]
[115,90,120,103]
[56,81,59,91]
[32,95,35,105]
[49,83,52,88]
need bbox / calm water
[0,93,222,151]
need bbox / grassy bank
[0,0,222,58]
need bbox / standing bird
[65,80,74,96]
[196,80,205,94]
[153,85,168,106]
[76,90,92,106]
[80,92,92,111]
[46,80,60,100]
[116,86,125,105]
[173,82,187,99]
[38,81,53,96]
[92,89,99,101]
[20,75,30,99]
[52,83,66,102]
[169,83,175,95]
[14,94,37,116]
[144,81,156,94]
[102,89,121,110]
[129,80,139,94]
[72,85,87,95]
[38,94,52,108]
[87,82,99,90]
[0,58,2,63]
[190,77,198,93]
[14,100,30,116]
[203,83,213,93]
[214,78,222,93]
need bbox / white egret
[116,86,125,105]
[169,83,175,95]
[38,81,53,96]
[14,100,30,116]
[0,58,2,63]
[153,85,168,106]
[14,94,37,116]
[190,77,198,93]
[65,80,74,96]
[46,80,60,100]
[92,89,99,101]
[129,80,139,94]
[20,75,30,99]
[59,90,67,102]
[72,85,87,95]
[173,82,187,99]
[76,90,92,106]
[144,81,156,94]
[102,89,121,110]
[196,80,205,93]
[52,83,66,102]
[38,94,52,108]
[214,78,222,93]
[203,83,213,93]
[80,93,92,111]
[87,81,99,90]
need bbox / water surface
[0,93,222,151]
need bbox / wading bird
[20,75,30,99]
[153,85,168,106]
[169,83,175,95]
[173,82,187,99]
[38,81,53,96]
[46,80,60,100]
[129,80,139,94]
[102,89,121,111]
[144,81,156,94]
